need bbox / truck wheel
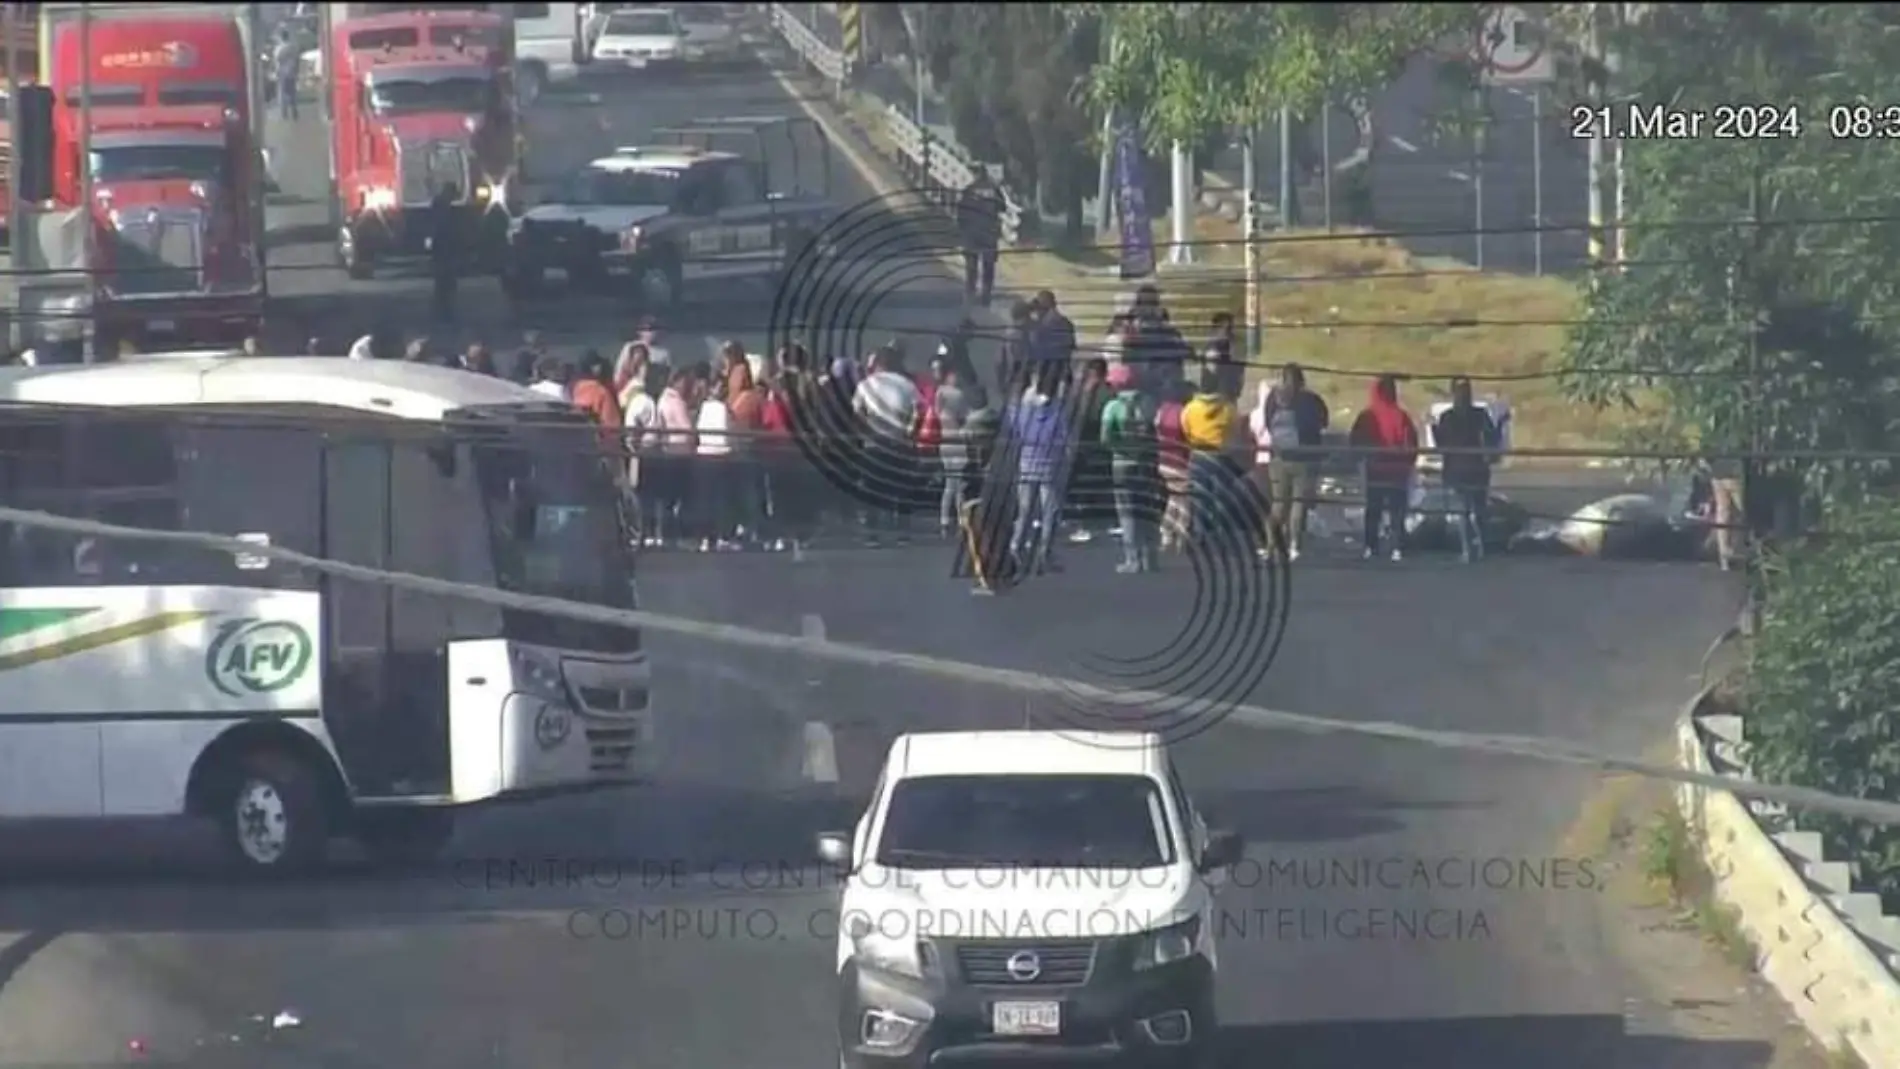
[633,256,681,309]
[338,225,373,281]
[217,749,330,875]
[355,808,456,868]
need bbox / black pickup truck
[501,115,837,309]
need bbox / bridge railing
[764,3,1023,246]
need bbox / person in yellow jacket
[1178,372,1253,550]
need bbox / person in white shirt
[622,355,661,545]
[528,355,569,400]
[694,375,738,551]
[850,345,922,544]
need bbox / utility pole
[1168,141,1193,265]
[1276,106,1294,228]
[1242,122,1261,359]
[79,1,95,363]
[5,3,22,352]
[1583,3,1605,268]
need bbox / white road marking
[1388,135,1421,154]
[801,720,839,784]
[797,614,838,782]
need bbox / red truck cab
[325,9,520,279]
[48,14,262,351]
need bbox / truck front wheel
[338,224,374,281]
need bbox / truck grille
[955,939,1097,986]
[581,720,643,774]
[399,139,471,207]
[107,209,204,296]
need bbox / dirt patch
[1565,768,1845,1068]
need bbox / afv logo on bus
[205,618,314,698]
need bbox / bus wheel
[355,809,456,867]
[219,750,329,875]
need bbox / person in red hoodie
[1348,374,1420,561]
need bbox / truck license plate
[148,319,176,332]
[992,1001,1060,1036]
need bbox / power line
[0,498,1894,827]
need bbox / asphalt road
[0,33,1785,1069]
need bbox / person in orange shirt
[570,350,626,461]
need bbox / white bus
[0,355,654,872]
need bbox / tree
[1744,499,1900,908]
[1068,3,1484,147]
[1559,4,1900,505]
[916,5,1100,235]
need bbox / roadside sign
[1477,6,1554,85]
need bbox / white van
[816,730,1241,1069]
[512,2,589,102]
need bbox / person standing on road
[999,300,1036,395]
[1430,376,1501,563]
[852,345,923,546]
[1100,364,1160,574]
[957,169,1006,307]
[1029,291,1077,383]
[1180,371,1244,550]
[934,360,975,538]
[1349,374,1420,561]
[572,349,626,450]
[272,30,300,120]
[528,355,569,400]
[1203,312,1242,402]
[1250,363,1330,561]
[426,183,461,323]
[1007,363,1073,575]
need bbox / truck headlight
[1132,915,1201,971]
[509,647,567,701]
[364,186,398,211]
[847,913,927,979]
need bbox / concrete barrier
[1676,688,1900,1068]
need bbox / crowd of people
[316,280,1510,571]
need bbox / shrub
[1744,499,1900,908]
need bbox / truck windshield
[875,774,1176,870]
[430,24,504,49]
[370,74,492,114]
[89,143,227,184]
[470,417,632,610]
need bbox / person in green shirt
[1099,365,1161,573]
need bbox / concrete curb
[1675,688,1900,1068]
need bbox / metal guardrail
[764,3,1023,246]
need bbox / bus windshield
[470,418,632,611]
[370,74,493,115]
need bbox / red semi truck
[322,7,521,279]
[47,12,265,352]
